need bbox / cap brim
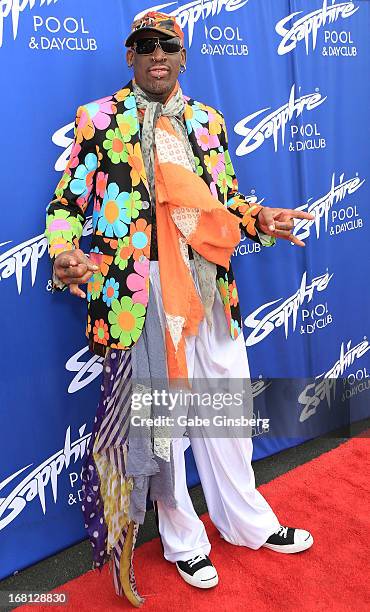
[125,27,176,47]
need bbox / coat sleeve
[44,105,99,290]
[219,112,275,247]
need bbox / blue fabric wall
[0,0,369,578]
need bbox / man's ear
[181,47,187,66]
[126,48,134,67]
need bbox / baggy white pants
[149,261,280,562]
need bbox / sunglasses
[132,36,182,55]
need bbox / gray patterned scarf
[133,82,217,326]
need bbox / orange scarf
[154,107,241,382]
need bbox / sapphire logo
[0,0,98,51]
[0,234,48,294]
[293,172,365,241]
[0,424,91,530]
[298,338,370,422]
[245,271,333,346]
[234,85,327,156]
[66,346,104,394]
[136,0,249,47]
[52,120,75,171]
[275,0,359,56]
[0,0,58,47]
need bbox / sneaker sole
[263,534,314,554]
[176,566,219,589]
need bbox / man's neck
[133,80,179,104]
[142,88,169,103]
[132,81,168,104]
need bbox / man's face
[126,30,186,102]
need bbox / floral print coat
[45,80,266,357]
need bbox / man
[45,12,315,607]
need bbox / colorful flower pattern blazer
[45,80,266,357]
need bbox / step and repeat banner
[1,0,369,580]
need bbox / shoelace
[275,526,288,538]
[187,553,207,568]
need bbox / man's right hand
[54,249,99,299]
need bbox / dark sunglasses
[132,36,182,55]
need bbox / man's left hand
[256,208,315,247]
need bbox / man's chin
[143,79,174,98]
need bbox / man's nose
[152,43,167,61]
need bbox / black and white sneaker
[263,525,313,553]
[176,553,219,588]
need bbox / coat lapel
[184,97,213,190]
[115,80,150,198]
[184,97,203,158]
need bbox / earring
[180,64,186,73]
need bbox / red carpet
[19,436,370,611]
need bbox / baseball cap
[125,11,184,47]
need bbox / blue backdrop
[1,0,369,580]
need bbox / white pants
[150,261,280,562]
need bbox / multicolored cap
[125,11,184,47]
